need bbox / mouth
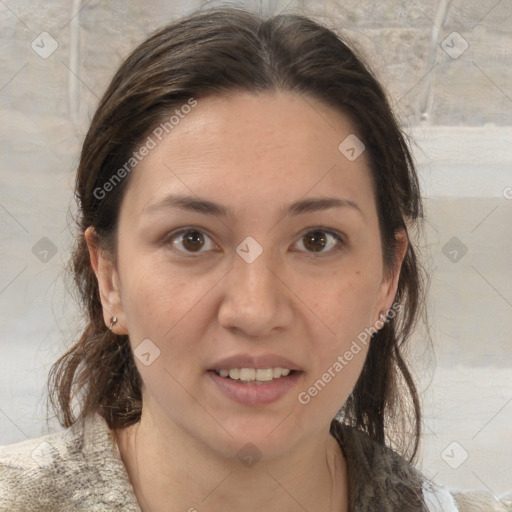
[207,359,303,405]
[207,353,303,405]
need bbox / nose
[217,248,294,337]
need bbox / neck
[115,410,349,512]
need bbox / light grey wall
[1,0,511,497]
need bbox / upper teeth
[218,368,291,381]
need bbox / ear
[373,228,408,326]
[85,227,128,335]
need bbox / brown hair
[48,7,425,463]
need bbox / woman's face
[94,91,403,459]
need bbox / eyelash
[164,227,345,257]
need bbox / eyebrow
[144,194,362,218]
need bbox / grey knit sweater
[0,413,509,511]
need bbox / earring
[109,316,118,331]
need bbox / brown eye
[169,229,217,254]
[295,229,343,254]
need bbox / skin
[86,90,407,512]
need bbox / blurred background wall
[1,0,511,497]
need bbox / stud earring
[109,316,118,331]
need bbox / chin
[200,410,310,463]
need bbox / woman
[0,7,507,512]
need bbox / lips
[207,353,303,406]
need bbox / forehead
[122,90,376,219]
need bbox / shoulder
[330,420,512,512]
[427,485,512,512]
[0,420,83,511]
[0,413,141,512]
[450,489,512,512]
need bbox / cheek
[301,264,379,374]
[313,267,381,343]
[117,266,210,402]
[297,271,376,415]
[116,250,224,383]
[119,264,208,342]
